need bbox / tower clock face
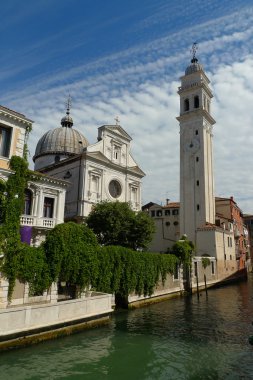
[184,138,200,153]
[109,180,122,198]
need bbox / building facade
[0,105,67,246]
[243,214,253,266]
[142,200,180,252]
[215,197,249,269]
[34,108,145,220]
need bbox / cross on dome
[66,95,72,115]
[114,116,120,125]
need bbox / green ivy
[43,222,99,294]
[201,257,211,269]
[16,245,51,296]
[93,246,179,297]
[0,156,30,299]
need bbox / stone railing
[20,215,56,229]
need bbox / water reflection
[0,276,253,380]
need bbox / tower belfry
[177,45,216,245]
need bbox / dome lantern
[61,95,73,128]
[185,42,203,75]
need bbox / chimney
[166,198,170,205]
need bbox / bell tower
[177,44,216,245]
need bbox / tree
[169,236,194,265]
[86,201,155,250]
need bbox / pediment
[99,125,132,142]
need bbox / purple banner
[20,226,32,245]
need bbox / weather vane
[191,42,198,61]
[66,94,72,115]
[114,116,120,125]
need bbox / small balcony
[20,215,56,229]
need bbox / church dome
[185,57,203,76]
[33,127,89,159]
[33,103,89,165]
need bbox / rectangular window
[0,126,12,158]
[211,261,215,274]
[43,197,54,218]
[151,210,155,217]
[23,190,32,215]
[165,210,170,216]
[196,180,199,186]
[196,157,199,162]
[172,209,179,215]
[156,210,162,217]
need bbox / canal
[1,275,253,380]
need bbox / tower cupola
[185,42,203,75]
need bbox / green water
[1,276,253,380]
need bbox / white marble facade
[36,123,145,220]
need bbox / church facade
[34,106,145,221]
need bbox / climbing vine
[0,156,30,298]
[16,245,51,296]
[201,257,211,269]
[43,222,99,294]
[93,246,179,297]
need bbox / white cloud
[3,4,253,214]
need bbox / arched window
[184,98,189,111]
[194,95,199,108]
[24,189,32,215]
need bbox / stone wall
[0,292,113,338]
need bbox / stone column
[37,188,43,220]
[50,282,58,304]
[0,277,9,309]
[56,191,63,223]
[24,283,30,304]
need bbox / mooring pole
[196,272,200,300]
[204,274,208,298]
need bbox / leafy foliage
[0,156,30,298]
[93,246,179,297]
[86,201,155,250]
[201,257,211,269]
[168,236,194,266]
[43,222,99,292]
[16,245,51,296]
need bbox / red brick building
[215,197,249,269]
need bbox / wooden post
[196,271,200,300]
[204,274,208,298]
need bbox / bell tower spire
[177,45,216,245]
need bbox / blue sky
[2,0,253,212]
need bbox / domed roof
[33,106,89,161]
[185,57,203,75]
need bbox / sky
[1,0,253,213]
